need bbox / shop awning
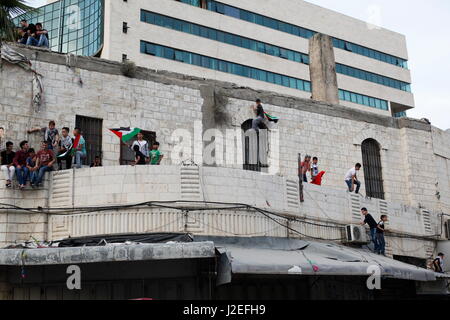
[202,236,441,285]
[0,241,216,266]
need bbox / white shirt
[132,140,149,158]
[311,163,319,177]
[345,167,357,181]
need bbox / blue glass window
[338,89,388,111]
[197,0,409,69]
[142,11,412,92]
[140,40,311,93]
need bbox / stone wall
[1,45,449,251]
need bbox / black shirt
[363,214,378,229]
[1,150,16,165]
[24,24,36,37]
[135,151,146,165]
[256,104,265,118]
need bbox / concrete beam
[309,33,339,105]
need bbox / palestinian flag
[264,112,279,123]
[110,127,141,143]
[70,135,81,156]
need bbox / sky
[26,0,450,130]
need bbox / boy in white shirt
[345,163,362,194]
[131,132,149,163]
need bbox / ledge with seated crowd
[0,121,88,191]
[0,122,165,191]
[16,19,49,49]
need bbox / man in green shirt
[149,142,163,165]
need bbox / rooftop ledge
[3,43,431,132]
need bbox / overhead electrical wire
[0,200,444,243]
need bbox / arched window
[361,138,385,199]
[241,119,269,172]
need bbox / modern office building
[16,0,413,116]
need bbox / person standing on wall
[133,145,147,166]
[132,132,149,163]
[345,163,362,194]
[432,253,445,273]
[251,99,265,131]
[72,127,87,169]
[360,207,378,252]
[310,157,319,182]
[376,215,388,256]
[300,155,311,183]
[57,127,73,170]
[28,120,60,153]
[149,142,164,165]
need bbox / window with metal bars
[361,139,385,199]
[75,115,103,166]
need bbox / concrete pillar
[309,33,339,105]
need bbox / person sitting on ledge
[34,23,49,48]
[26,148,38,187]
[34,141,55,188]
[13,140,30,190]
[90,156,103,168]
[0,141,16,188]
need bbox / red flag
[311,171,326,186]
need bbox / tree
[0,0,33,44]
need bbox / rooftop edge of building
[5,43,431,132]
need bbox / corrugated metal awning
[211,237,440,285]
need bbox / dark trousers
[346,179,361,194]
[370,228,378,252]
[376,233,386,255]
[57,152,72,170]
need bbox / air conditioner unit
[345,225,369,244]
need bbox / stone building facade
[0,45,449,271]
